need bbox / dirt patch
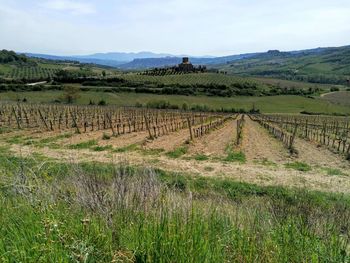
[58,129,149,149]
[240,117,291,163]
[144,128,191,152]
[188,120,237,157]
[293,138,350,169]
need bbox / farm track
[188,120,237,157]
[240,117,291,163]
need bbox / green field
[1,90,349,114]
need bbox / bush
[98,99,107,106]
[135,102,143,108]
[63,86,80,104]
[330,87,340,92]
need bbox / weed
[224,143,246,163]
[166,146,188,158]
[92,145,113,152]
[113,144,139,153]
[102,133,111,140]
[68,140,98,149]
[323,167,346,176]
[6,135,25,144]
[285,162,312,172]
[194,154,209,161]
[224,151,246,163]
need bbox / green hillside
[217,46,350,85]
[0,50,119,81]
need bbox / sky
[0,0,350,56]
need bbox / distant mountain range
[24,51,259,69]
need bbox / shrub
[330,87,340,92]
[98,99,107,106]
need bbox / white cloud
[42,0,95,15]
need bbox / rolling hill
[0,50,120,81]
[217,46,350,85]
[21,45,350,86]
[25,51,258,69]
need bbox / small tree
[182,103,189,111]
[63,86,80,104]
[102,70,106,77]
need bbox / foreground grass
[0,151,349,262]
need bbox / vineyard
[1,102,350,262]
[0,103,233,141]
[252,114,350,157]
[120,72,259,87]
[4,66,61,80]
[1,102,349,167]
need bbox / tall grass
[0,153,349,262]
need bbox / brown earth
[239,117,291,163]
[188,120,237,157]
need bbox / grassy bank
[0,150,349,262]
[1,90,350,114]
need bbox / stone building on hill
[175,57,206,73]
[177,57,194,72]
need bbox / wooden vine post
[70,111,81,134]
[38,109,50,131]
[289,124,298,150]
[187,117,193,141]
[144,115,153,140]
[12,106,22,129]
[106,113,116,136]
